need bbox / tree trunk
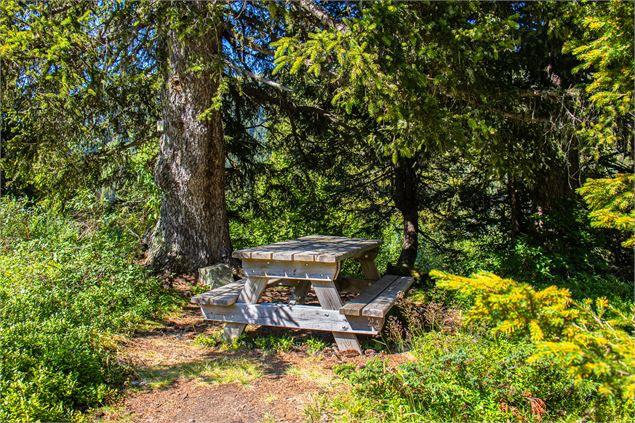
[392,157,419,270]
[147,11,231,273]
[507,175,522,240]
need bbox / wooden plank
[362,276,415,318]
[242,259,340,280]
[357,248,380,280]
[340,275,399,316]
[333,242,382,261]
[191,281,246,306]
[315,241,382,263]
[312,280,362,353]
[232,249,253,259]
[200,303,381,335]
[270,250,297,261]
[250,250,273,260]
[223,276,268,342]
[235,239,319,262]
[311,280,345,309]
[233,236,383,263]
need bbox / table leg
[312,280,362,354]
[357,249,380,280]
[223,276,268,342]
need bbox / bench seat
[191,280,246,306]
[340,274,414,318]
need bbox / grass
[195,331,331,355]
[284,360,334,387]
[136,357,263,389]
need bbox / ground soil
[98,277,413,423]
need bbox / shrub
[431,270,635,419]
[330,332,593,422]
[578,173,634,248]
[0,198,177,421]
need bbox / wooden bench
[192,236,418,353]
[191,280,246,306]
[341,274,415,318]
[192,274,413,337]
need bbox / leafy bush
[318,269,632,422]
[432,270,635,419]
[578,173,634,248]
[0,198,177,421]
[327,333,594,422]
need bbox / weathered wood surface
[200,303,382,334]
[191,280,245,306]
[196,235,392,353]
[340,275,399,316]
[242,259,340,281]
[233,235,382,263]
[340,275,415,318]
[312,280,362,353]
[335,277,376,293]
[223,276,268,342]
[362,276,415,318]
[357,248,380,280]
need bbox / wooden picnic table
[192,235,414,353]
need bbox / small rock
[198,263,233,288]
[364,348,377,356]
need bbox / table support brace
[223,276,268,342]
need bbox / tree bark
[392,157,419,270]
[507,175,522,240]
[147,10,231,273]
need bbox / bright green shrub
[578,173,635,248]
[0,198,177,421]
[431,270,635,418]
[332,332,592,422]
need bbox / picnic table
[192,235,414,353]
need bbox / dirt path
[98,279,413,423]
[98,305,316,422]
[92,285,369,422]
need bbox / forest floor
[97,278,412,423]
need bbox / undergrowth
[317,332,596,422]
[0,198,179,421]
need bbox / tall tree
[0,1,294,273]
[273,1,519,269]
[146,3,231,271]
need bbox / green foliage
[253,334,296,353]
[324,333,599,422]
[578,173,635,248]
[432,270,635,411]
[1,1,633,420]
[564,0,634,145]
[0,198,178,421]
[305,337,328,355]
[441,212,634,307]
[0,0,161,200]
[431,271,578,341]
[273,1,518,162]
[228,149,395,273]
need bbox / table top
[232,235,382,263]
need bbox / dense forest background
[1,1,633,422]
